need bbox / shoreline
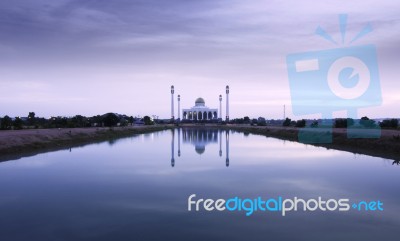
[0,126,172,161]
[220,125,400,162]
[0,124,399,163]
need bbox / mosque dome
[195,145,205,155]
[195,97,205,106]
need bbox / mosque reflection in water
[170,128,229,167]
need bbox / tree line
[0,112,156,130]
[229,116,398,129]
[1,112,398,130]
[280,117,399,129]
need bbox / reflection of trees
[108,138,117,146]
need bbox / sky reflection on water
[0,128,399,241]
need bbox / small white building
[182,98,218,120]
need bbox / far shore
[0,124,399,163]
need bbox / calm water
[0,128,399,241]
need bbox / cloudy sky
[0,0,399,119]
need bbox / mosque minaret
[171,85,175,120]
[226,85,229,121]
[177,94,181,121]
[219,94,222,119]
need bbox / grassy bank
[218,125,400,162]
[0,125,172,161]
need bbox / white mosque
[170,85,230,121]
[169,85,231,167]
[182,97,218,120]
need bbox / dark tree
[1,115,12,130]
[347,118,355,127]
[49,116,68,128]
[257,117,267,126]
[90,115,103,127]
[360,116,376,128]
[143,116,153,125]
[380,119,399,129]
[335,118,355,128]
[295,119,306,128]
[129,116,134,125]
[233,118,244,124]
[244,116,250,124]
[310,120,319,128]
[103,113,119,127]
[69,115,87,128]
[119,118,128,126]
[13,117,23,130]
[283,117,291,127]
[334,118,346,128]
[28,112,36,126]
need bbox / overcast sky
[0,0,399,119]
